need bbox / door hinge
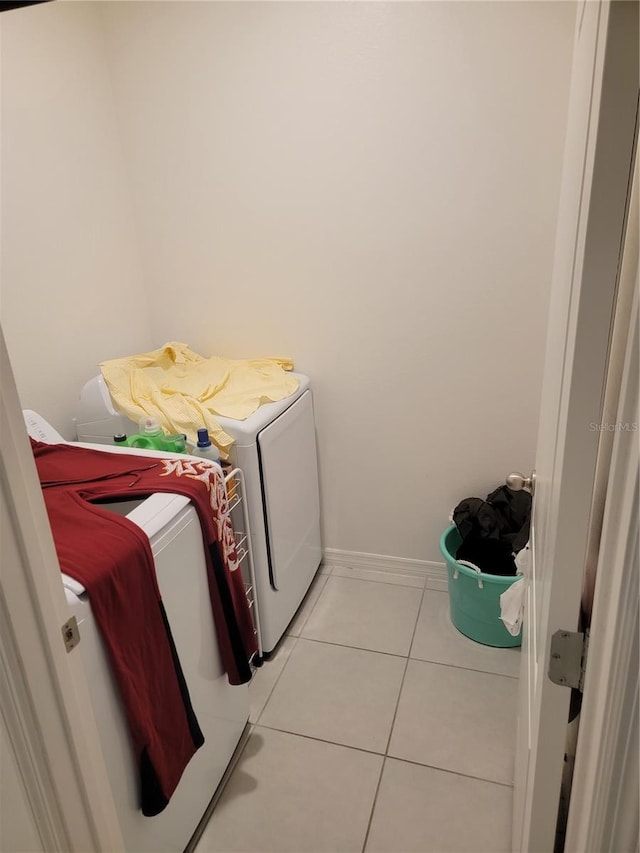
[61,616,80,653]
[548,628,589,692]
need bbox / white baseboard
[322,547,448,590]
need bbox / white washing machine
[75,372,323,655]
[24,412,250,853]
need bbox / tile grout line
[328,569,428,590]
[360,757,387,853]
[252,721,386,760]
[252,635,300,726]
[287,571,330,637]
[407,654,521,680]
[250,721,515,790]
[384,584,426,757]
[288,633,412,661]
[361,583,428,853]
[383,753,516,790]
[292,605,521,673]
[187,722,256,852]
[319,570,428,591]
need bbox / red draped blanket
[32,440,257,816]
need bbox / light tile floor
[195,565,519,853]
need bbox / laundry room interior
[1,1,581,852]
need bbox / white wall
[100,1,575,562]
[0,3,152,439]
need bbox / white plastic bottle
[192,427,221,462]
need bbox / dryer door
[257,390,321,591]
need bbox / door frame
[563,284,639,848]
[562,117,639,853]
[1,326,124,851]
[513,1,639,851]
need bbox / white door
[564,277,638,853]
[512,2,639,851]
[0,327,124,852]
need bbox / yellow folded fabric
[100,342,299,459]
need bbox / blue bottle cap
[196,428,211,447]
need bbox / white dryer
[217,375,322,654]
[75,373,323,655]
[24,412,249,853]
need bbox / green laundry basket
[439,525,522,648]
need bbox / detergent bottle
[115,418,188,453]
[125,416,166,450]
[191,428,221,462]
[165,433,188,454]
